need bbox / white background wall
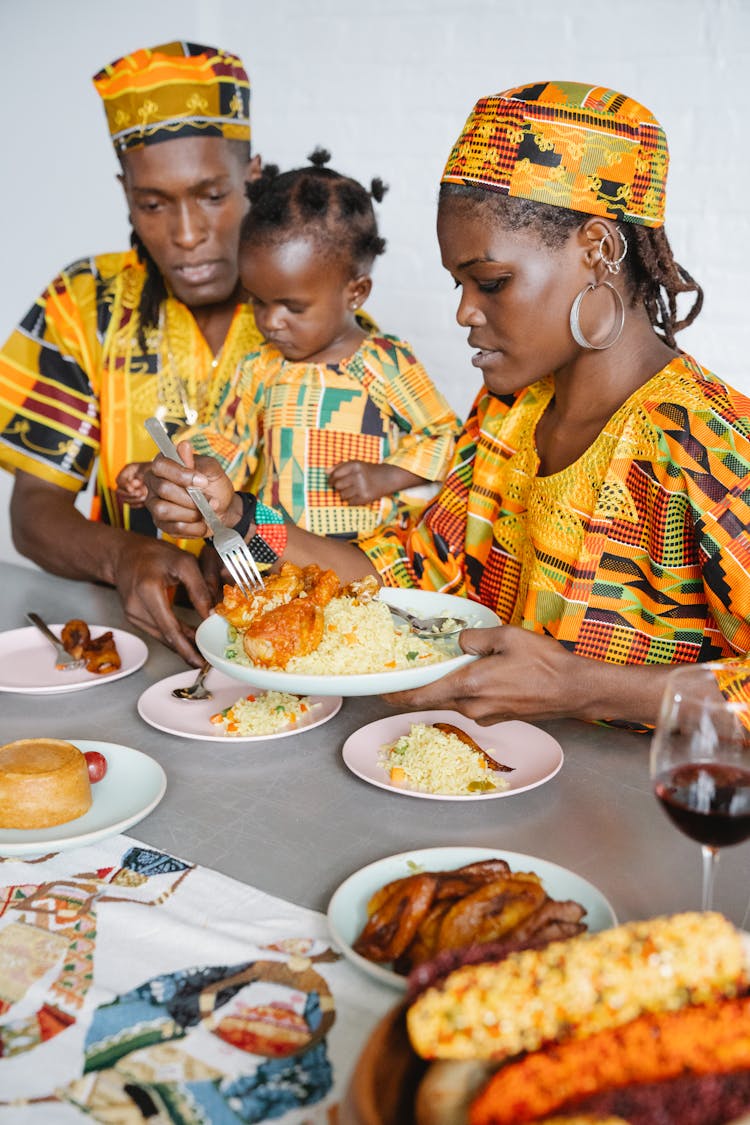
[1,0,748,566]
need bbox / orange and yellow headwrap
[441,81,668,227]
[92,40,250,155]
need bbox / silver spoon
[172,661,213,701]
[388,605,468,638]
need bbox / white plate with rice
[195,588,500,697]
[327,846,617,990]
[137,669,342,741]
[342,710,563,800]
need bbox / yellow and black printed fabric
[442,80,668,227]
[92,41,250,153]
[361,355,750,670]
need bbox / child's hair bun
[370,177,388,204]
[308,147,332,168]
[245,162,280,205]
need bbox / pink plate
[0,625,147,694]
[138,668,342,742]
[342,709,563,801]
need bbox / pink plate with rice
[342,710,564,801]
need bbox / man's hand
[10,469,214,667]
[113,534,213,666]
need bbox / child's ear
[347,275,372,311]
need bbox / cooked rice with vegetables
[379,723,511,794]
[225,596,448,675]
[210,690,319,735]
[287,597,444,674]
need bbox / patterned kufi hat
[441,80,668,227]
[92,40,250,155]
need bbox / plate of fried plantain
[327,846,617,990]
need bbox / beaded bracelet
[232,492,288,568]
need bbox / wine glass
[650,661,750,912]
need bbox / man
[0,41,263,664]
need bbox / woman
[145,81,750,727]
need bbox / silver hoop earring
[569,281,625,350]
[599,231,628,275]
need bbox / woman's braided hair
[440,184,703,349]
[241,147,388,274]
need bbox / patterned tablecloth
[0,835,395,1123]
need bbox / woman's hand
[143,441,242,538]
[382,625,586,724]
[383,623,674,726]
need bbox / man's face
[120,136,251,308]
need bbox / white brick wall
[1,0,747,564]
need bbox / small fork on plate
[145,417,264,596]
[26,612,86,671]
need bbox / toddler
[118,149,458,539]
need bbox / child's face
[240,236,369,363]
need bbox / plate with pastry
[0,738,166,856]
[137,668,342,741]
[326,845,617,990]
[196,566,500,697]
[0,620,148,693]
[342,710,563,800]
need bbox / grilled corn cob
[407,912,748,1061]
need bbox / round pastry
[0,739,92,828]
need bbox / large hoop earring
[569,281,625,350]
[599,231,628,274]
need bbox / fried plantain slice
[435,874,547,952]
[83,630,121,674]
[433,860,513,901]
[61,618,90,659]
[396,900,455,974]
[353,874,438,962]
[432,722,514,771]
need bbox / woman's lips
[471,347,500,369]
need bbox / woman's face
[437,195,588,395]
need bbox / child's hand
[328,461,428,505]
[116,461,150,508]
[143,441,243,539]
[328,460,386,504]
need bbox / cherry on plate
[84,750,107,783]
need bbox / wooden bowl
[340,1002,750,1125]
[340,1001,425,1125]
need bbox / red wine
[655,763,750,848]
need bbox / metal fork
[26,612,86,671]
[145,417,264,596]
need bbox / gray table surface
[2,560,749,927]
